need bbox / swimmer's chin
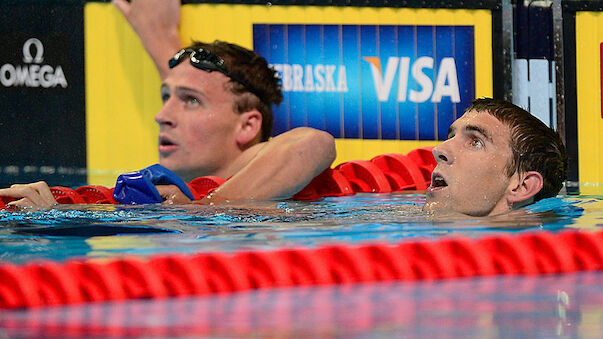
[422,200,470,219]
[423,200,504,219]
[422,199,441,212]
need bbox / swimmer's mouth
[431,173,448,188]
[158,136,178,154]
[159,136,176,147]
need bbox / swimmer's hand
[0,181,58,208]
[156,185,192,205]
[112,0,182,80]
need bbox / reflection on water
[1,271,602,338]
[1,191,603,338]
[0,192,601,263]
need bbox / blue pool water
[1,190,603,338]
[0,191,600,264]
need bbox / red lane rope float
[335,160,392,193]
[49,187,87,204]
[75,185,116,204]
[293,168,354,200]
[406,147,437,183]
[188,176,226,200]
[0,148,436,206]
[1,230,602,309]
[371,153,429,190]
[0,196,17,208]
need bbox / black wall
[0,3,86,187]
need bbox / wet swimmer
[423,98,567,217]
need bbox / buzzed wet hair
[187,40,283,142]
[465,98,568,201]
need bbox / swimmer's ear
[235,109,262,148]
[508,170,543,205]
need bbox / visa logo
[364,56,460,103]
[272,64,348,93]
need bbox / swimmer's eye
[183,95,201,107]
[160,87,170,103]
[469,137,484,148]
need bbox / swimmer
[0,0,336,207]
[423,98,567,217]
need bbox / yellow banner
[575,12,603,190]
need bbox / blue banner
[253,24,475,141]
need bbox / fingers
[1,184,47,205]
[0,181,58,207]
[112,0,130,16]
[156,185,192,204]
[7,197,35,208]
[29,181,57,205]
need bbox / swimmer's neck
[486,197,534,217]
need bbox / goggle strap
[168,48,265,104]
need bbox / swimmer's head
[156,41,283,181]
[170,41,283,142]
[468,98,567,201]
[424,98,567,216]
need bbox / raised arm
[113,0,182,80]
[199,127,336,204]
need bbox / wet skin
[423,110,518,216]
[157,62,253,181]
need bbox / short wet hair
[186,40,283,142]
[465,98,568,201]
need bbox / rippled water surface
[2,189,603,338]
[1,190,602,263]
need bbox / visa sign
[363,56,459,103]
[253,24,475,140]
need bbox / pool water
[0,190,601,264]
[1,189,603,338]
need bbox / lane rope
[0,230,601,309]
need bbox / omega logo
[1,38,68,88]
[22,38,44,64]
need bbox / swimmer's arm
[199,127,336,203]
[0,181,57,208]
[113,0,182,80]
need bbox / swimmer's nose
[433,143,451,164]
[155,105,176,127]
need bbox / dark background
[0,2,86,187]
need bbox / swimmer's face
[423,110,516,216]
[155,62,251,181]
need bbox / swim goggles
[169,47,264,102]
